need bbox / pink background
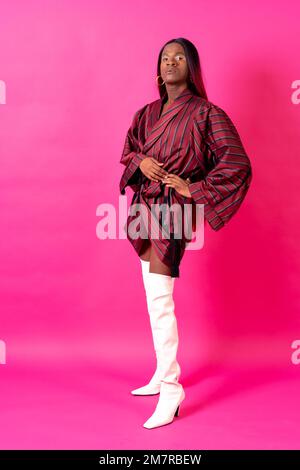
[0,0,300,450]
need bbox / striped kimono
[119,87,252,277]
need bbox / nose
[167,58,176,66]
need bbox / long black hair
[156,37,208,101]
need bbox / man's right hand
[139,157,168,182]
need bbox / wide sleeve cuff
[188,181,226,231]
[119,152,148,195]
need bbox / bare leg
[139,240,151,261]
[139,241,171,276]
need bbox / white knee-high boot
[138,263,185,429]
[131,258,181,395]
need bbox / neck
[165,83,188,104]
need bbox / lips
[167,69,176,74]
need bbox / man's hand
[139,157,168,182]
[162,174,192,198]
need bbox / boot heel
[175,405,180,417]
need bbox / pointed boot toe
[142,387,185,429]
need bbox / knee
[139,241,151,261]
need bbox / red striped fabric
[119,88,252,277]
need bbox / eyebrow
[162,51,185,55]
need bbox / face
[160,42,189,85]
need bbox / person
[119,38,252,429]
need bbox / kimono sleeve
[119,106,149,195]
[188,103,253,230]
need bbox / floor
[0,358,299,449]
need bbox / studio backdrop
[0,0,299,450]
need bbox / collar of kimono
[142,87,194,154]
[160,86,194,110]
